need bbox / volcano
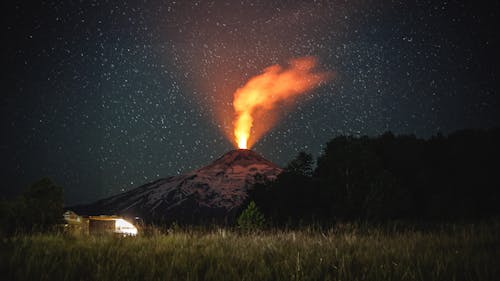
[70,149,282,224]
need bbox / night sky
[2,1,499,205]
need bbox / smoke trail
[233,56,331,149]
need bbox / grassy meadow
[1,222,499,281]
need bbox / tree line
[246,129,500,227]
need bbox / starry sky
[2,0,499,204]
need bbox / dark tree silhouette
[285,151,314,177]
[0,177,64,235]
[247,129,500,226]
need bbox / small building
[63,211,138,236]
[63,210,88,235]
[89,215,138,236]
[63,210,82,223]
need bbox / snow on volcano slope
[70,149,282,224]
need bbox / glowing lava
[235,112,251,149]
[232,56,331,149]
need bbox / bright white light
[114,219,138,236]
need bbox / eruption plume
[232,56,331,149]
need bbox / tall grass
[1,222,499,281]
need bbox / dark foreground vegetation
[1,222,499,281]
[250,129,500,226]
[0,177,63,236]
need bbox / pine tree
[237,201,265,232]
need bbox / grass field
[1,222,499,281]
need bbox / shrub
[237,201,265,231]
[0,177,63,235]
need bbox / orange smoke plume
[233,56,331,149]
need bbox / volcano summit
[71,149,282,224]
